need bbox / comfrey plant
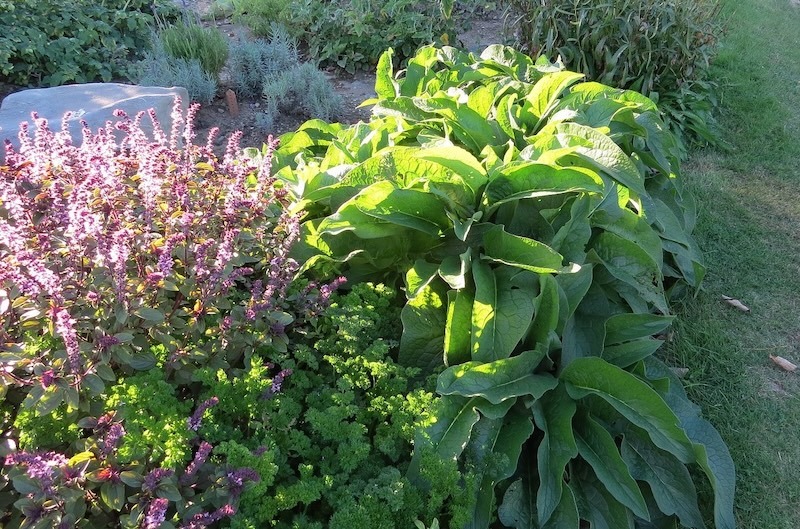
[0,100,342,527]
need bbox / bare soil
[191,5,507,151]
[0,6,507,153]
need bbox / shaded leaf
[621,431,706,529]
[643,358,736,529]
[575,413,649,520]
[444,288,474,366]
[562,357,695,463]
[572,462,635,529]
[399,278,448,371]
[533,384,578,526]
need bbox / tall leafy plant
[259,45,733,528]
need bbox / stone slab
[0,83,188,163]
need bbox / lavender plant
[0,100,342,527]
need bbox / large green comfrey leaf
[622,430,706,529]
[436,348,557,404]
[399,278,448,371]
[482,225,567,274]
[483,161,604,212]
[470,262,537,362]
[466,406,535,529]
[574,412,649,520]
[521,70,586,130]
[561,357,695,464]
[644,358,736,529]
[533,384,578,527]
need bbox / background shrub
[159,16,230,79]
[227,25,299,99]
[254,0,454,73]
[229,0,293,37]
[502,0,724,150]
[225,26,342,132]
[0,0,178,87]
[135,36,219,103]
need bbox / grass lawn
[673,0,800,526]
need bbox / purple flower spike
[181,441,213,485]
[178,504,236,529]
[100,423,125,457]
[187,397,219,432]
[225,467,260,498]
[261,368,293,400]
[143,467,174,492]
[5,450,69,494]
[144,497,169,529]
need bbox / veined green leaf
[399,278,448,371]
[590,232,668,314]
[542,484,580,529]
[444,288,474,366]
[644,358,735,529]
[372,96,435,122]
[439,249,472,290]
[349,180,450,236]
[498,478,536,529]
[533,384,578,527]
[134,307,164,323]
[662,239,705,288]
[527,274,560,348]
[602,339,664,368]
[560,282,612,366]
[469,439,502,529]
[562,357,695,464]
[572,462,635,529]
[482,225,567,274]
[413,394,512,469]
[421,96,506,152]
[471,262,537,362]
[523,70,585,130]
[467,84,495,118]
[400,46,440,97]
[484,161,604,212]
[591,203,664,271]
[341,146,478,209]
[436,348,555,403]
[555,262,594,327]
[651,197,693,247]
[100,481,126,511]
[318,201,397,239]
[406,260,440,299]
[467,408,535,529]
[622,430,706,529]
[604,313,675,345]
[375,48,398,99]
[496,93,522,144]
[575,413,649,520]
[551,195,596,264]
[416,145,488,196]
[552,122,647,198]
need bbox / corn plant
[503,0,724,150]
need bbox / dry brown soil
[0,6,507,153]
